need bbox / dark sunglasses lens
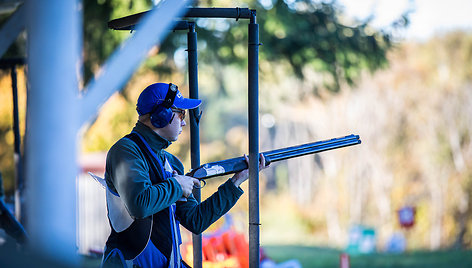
[173,109,185,120]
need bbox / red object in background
[186,230,249,268]
[340,253,350,268]
[398,206,416,228]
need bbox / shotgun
[187,134,361,180]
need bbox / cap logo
[176,92,183,99]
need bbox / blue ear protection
[150,84,178,128]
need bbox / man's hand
[173,171,200,198]
[231,154,269,187]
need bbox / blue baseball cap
[136,83,202,115]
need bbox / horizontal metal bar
[185,7,252,18]
[172,20,191,31]
[110,20,191,31]
[108,7,253,30]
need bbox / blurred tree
[195,0,408,93]
[83,0,152,86]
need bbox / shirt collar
[133,121,172,150]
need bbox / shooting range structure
[108,7,261,268]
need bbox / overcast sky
[337,0,472,41]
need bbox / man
[101,83,267,268]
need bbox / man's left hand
[231,154,269,187]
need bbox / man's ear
[138,114,151,123]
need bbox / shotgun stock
[187,134,361,180]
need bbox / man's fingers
[193,178,201,187]
[260,153,266,167]
[243,153,269,169]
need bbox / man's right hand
[173,171,200,198]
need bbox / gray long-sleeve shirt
[104,121,244,234]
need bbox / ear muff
[149,83,178,128]
[150,105,173,128]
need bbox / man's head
[136,83,201,141]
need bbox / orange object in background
[182,229,250,268]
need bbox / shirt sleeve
[106,138,183,219]
[175,179,244,235]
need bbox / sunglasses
[171,108,186,121]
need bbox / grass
[80,245,472,267]
[263,245,472,268]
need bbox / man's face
[159,109,186,142]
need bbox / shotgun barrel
[187,134,361,179]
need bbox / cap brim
[173,98,202,109]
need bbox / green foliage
[258,0,393,91]
[184,0,402,93]
[83,0,153,83]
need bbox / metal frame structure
[109,7,261,267]
[0,2,261,267]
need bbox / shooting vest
[103,131,184,268]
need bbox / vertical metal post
[188,22,203,268]
[11,64,23,222]
[25,0,80,265]
[248,11,260,268]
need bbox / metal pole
[248,11,260,268]
[25,0,80,265]
[187,22,203,268]
[11,64,24,222]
